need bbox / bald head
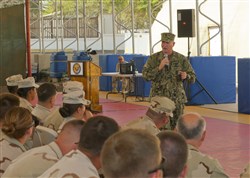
[176,112,206,140]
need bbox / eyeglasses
[26,120,35,129]
[148,157,166,174]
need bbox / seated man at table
[112,55,129,93]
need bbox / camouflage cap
[161,32,175,42]
[63,90,91,105]
[63,81,83,93]
[6,74,23,86]
[17,77,39,88]
[150,96,176,117]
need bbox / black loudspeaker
[177,9,195,37]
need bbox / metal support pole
[169,0,173,32]
[112,0,116,54]
[60,0,63,51]
[220,0,224,55]
[196,0,200,56]
[39,0,42,53]
[41,0,45,53]
[148,0,152,55]
[25,0,31,76]
[83,0,87,50]
[76,0,79,51]
[55,0,59,51]
[100,0,104,54]
[130,0,135,54]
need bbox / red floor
[40,94,250,178]
[200,118,250,178]
[99,98,250,178]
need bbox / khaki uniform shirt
[2,141,62,178]
[187,144,229,178]
[116,61,127,72]
[0,131,27,176]
[124,115,160,135]
[38,150,100,178]
[240,163,250,178]
[32,104,51,124]
[19,97,34,112]
[142,51,196,105]
[44,108,64,131]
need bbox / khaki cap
[63,81,84,93]
[6,74,23,86]
[63,90,91,105]
[161,32,175,42]
[150,96,176,117]
[17,77,39,89]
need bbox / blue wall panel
[133,56,151,97]
[238,58,250,114]
[187,56,236,105]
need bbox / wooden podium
[68,60,102,112]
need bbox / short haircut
[0,93,20,122]
[118,55,124,61]
[37,83,57,102]
[78,115,119,156]
[101,129,162,178]
[157,131,188,178]
[176,112,206,140]
[61,119,85,133]
[2,107,33,139]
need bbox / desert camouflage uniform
[0,130,27,176]
[2,141,62,178]
[187,144,229,178]
[240,163,250,178]
[142,51,195,129]
[43,108,64,131]
[19,97,34,112]
[124,115,160,135]
[38,149,99,178]
[32,104,51,124]
[112,61,129,91]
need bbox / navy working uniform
[143,32,196,129]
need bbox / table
[102,72,143,102]
[102,72,142,77]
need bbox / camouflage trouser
[162,103,184,130]
[112,77,128,91]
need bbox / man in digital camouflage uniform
[124,96,175,135]
[176,112,229,178]
[142,32,196,130]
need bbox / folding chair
[32,125,58,148]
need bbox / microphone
[164,54,169,68]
